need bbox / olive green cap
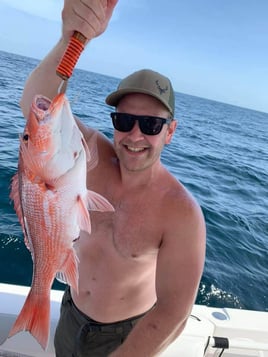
[105,69,175,117]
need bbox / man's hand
[61,0,118,44]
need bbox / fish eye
[23,134,29,141]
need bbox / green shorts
[54,287,147,357]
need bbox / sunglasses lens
[111,113,135,132]
[139,117,163,135]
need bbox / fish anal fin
[55,272,68,285]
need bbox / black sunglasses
[110,112,172,136]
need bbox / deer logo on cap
[156,80,168,95]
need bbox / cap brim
[105,88,173,115]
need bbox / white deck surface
[0,283,267,356]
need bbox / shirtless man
[20,1,206,356]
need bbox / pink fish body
[9,93,114,349]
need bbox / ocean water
[0,50,267,312]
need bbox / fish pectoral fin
[58,249,79,293]
[77,191,114,233]
[87,190,115,212]
[77,195,92,233]
[85,132,98,170]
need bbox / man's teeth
[127,146,145,152]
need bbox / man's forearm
[109,307,188,357]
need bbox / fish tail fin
[8,289,50,350]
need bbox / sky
[0,0,268,113]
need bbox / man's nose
[128,120,144,140]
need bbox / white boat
[0,283,267,357]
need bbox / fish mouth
[32,94,65,122]
[36,97,51,111]
[32,96,52,122]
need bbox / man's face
[113,93,177,173]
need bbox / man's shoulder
[161,172,204,229]
[162,171,197,206]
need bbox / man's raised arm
[20,0,118,118]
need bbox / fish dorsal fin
[10,173,23,227]
[10,170,33,253]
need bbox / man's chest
[89,200,162,259]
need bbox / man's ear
[165,120,177,144]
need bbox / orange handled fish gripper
[56,31,87,80]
